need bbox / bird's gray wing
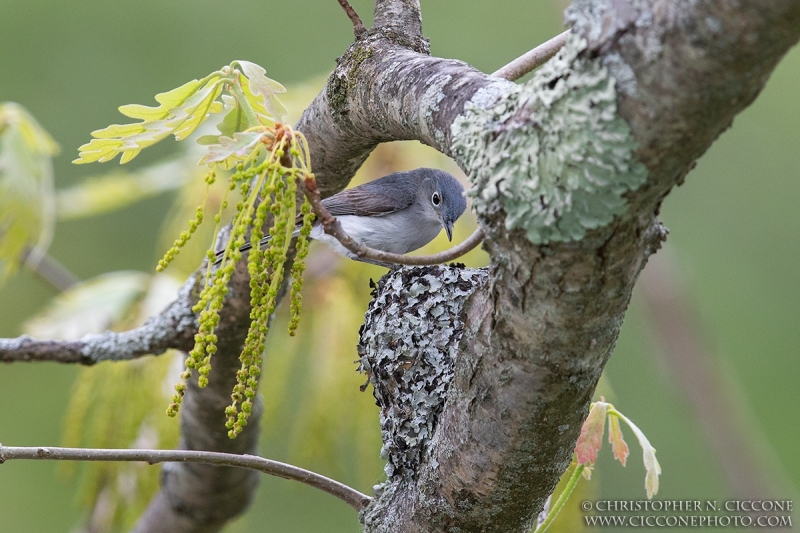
[321,178,417,217]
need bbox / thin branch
[0,444,372,512]
[22,246,80,292]
[0,330,174,364]
[492,30,570,81]
[337,0,366,38]
[0,335,100,364]
[298,176,484,267]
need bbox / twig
[0,444,372,512]
[22,246,80,292]
[492,30,570,81]
[291,32,571,267]
[337,0,366,38]
[298,176,484,266]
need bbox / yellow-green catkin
[168,167,254,416]
[226,158,294,437]
[288,196,314,335]
[157,170,215,272]
[166,128,315,437]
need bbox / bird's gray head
[411,168,467,241]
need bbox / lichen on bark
[357,265,487,492]
[452,34,648,245]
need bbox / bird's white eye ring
[432,192,441,206]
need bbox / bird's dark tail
[212,222,305,266]
[212,236,272,266]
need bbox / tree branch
[291,1,800,531]
[0,279,198,364]
[293,33,571,267]
[337,0,366,38]
[2,33,573,361]
[0,445,371,512]
[4,1,798,530]
[373,0,425,50]
[491,30,570,81]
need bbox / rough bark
[0,280,197,364]
[315,1,800,532]
[2,1,798,532]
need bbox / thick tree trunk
[323,1,800,532]
[3,1,797,532]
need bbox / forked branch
[294,32,569,267]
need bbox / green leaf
[74,75,225,165]
[195,135,222,146]
[118,79,204,121]
[57,157,197,220]
[196,95,250,147]
[24,271,151,340]
[235,60,287,123]
[199,131,265,169]
[0,102,58,286]
[216,95,249,137]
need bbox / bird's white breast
[311,211,443,257]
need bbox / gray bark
[331,1,800,532]
[2,0,798,532]
[0,280,197,364]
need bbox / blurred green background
[1,0,798,532]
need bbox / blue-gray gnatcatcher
[218,168,466,267]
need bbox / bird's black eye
[432,192,441,206]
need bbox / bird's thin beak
[444,219,454,241]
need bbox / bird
[216,167,467,268]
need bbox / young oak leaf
[74,76,224,165]
[200,131,265,169]
[0,102,58,285]
[611,408,661,499]
[196,96,249,146]
[575,401,607,465]
[236,61,287,122]
[608,412,630,466]
[118,78,205,122]
[215,95,249,137]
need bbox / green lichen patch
[451,35,648,244]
